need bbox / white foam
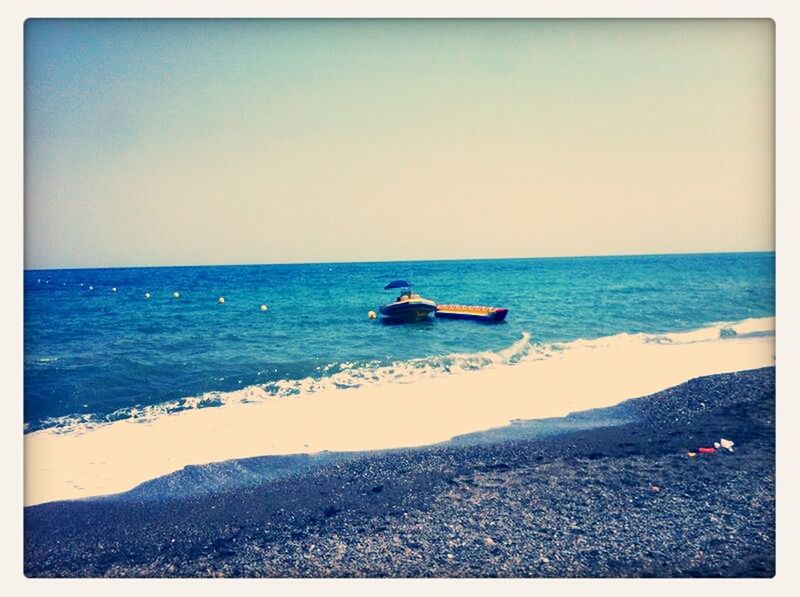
[663,316,775,343]
[24,317,775,506]
[33,331,537,433]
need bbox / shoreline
[24,318,775,506]
[25,367,776,578]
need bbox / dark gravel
[24,367,775,578]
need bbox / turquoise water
[24,252,774,432]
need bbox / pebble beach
[24,367,775,578]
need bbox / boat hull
[379,299,437,322]
[435,304,508,322]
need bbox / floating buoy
[112,287,117,292]
[80,283,84,287]
[260,304,268,311]
[173,291,180,299]
[368,310,377,320]
[218,297,225,304]
[89,286,93,290]
[698,447,716,454]
[37,278,41,283]
[144,292,151,299]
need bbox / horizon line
[23,248,776,272]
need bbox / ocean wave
[35,331,540,433]
[554,316,775,350]
[33,317,775,435]
[27,356,60,367]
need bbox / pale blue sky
[24,19,774,269]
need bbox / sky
[24,19,774,269]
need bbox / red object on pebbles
[698,447,716,454]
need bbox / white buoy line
[34,280,273,311]
[57,286,272,311]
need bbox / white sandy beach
[24,318,775,507]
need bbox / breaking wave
[34,317,774,435]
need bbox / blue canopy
[384,279,412,290]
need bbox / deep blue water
[24,252,774,432]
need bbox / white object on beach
[173,292,180,299]
[720,438,735,452]
[218,297,225,304]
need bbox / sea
[24,252,775,435]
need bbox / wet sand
[24,367,775,578]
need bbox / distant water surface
[24,252,775,432]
